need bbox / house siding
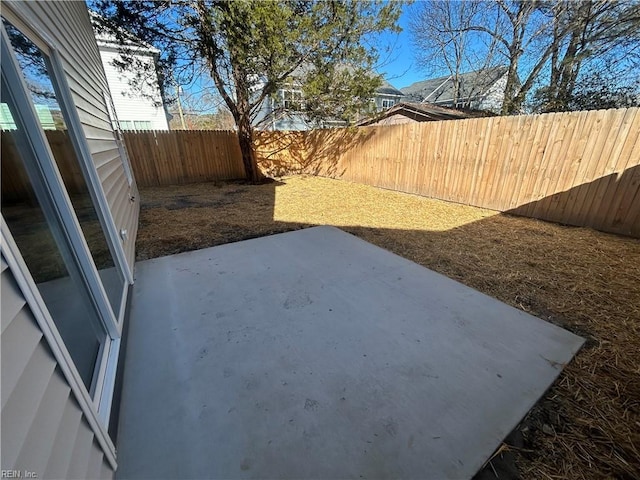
[4,0,139,275]
[373,93,403,112]
[476,75,507,113]
[99,47,170,131]
[1,254,114,479]
[1,1,140,476]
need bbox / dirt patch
[137,175,640,479]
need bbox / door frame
[1,9,127,451]
[2,6,134,322]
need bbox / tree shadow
[255,126,376,178]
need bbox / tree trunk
[236,114,261,183]
[499,1,534,115]
[230,59,262,183]
[501,61,521,114]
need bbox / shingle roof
[400,67,508,104]
[357,102,478,126]
[376,80,404,97]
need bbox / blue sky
[377,3,426,90]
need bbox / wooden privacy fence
[6,108,635,237]
[123,129,244,186]
[257,107,640,237]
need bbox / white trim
[116,281,129,333]
[98,338,121,425]
[47,38,134,287]
[0,6,55,54]
[1,220,118,470]
[90,338,110,407]
[89,338,108,399]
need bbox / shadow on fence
[255,127,375,178]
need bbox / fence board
[123,130,245,187]
[257,107,639,237]
[5,108,634,237]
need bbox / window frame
[382,98,396,109]
[281,88,304,111]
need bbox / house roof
[400,66,508,104]
[377,80,404,97]
[357,102,477,126]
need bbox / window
[133,120,152,131]
[281,89,303,111]
[118,119,152,131]
[382,99,396,109]
[4,21,126,319]
[2,89,107,390]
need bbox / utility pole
[176,84,187,130]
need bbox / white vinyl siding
[1,255,114,479]
[4,0,139,272]
[99,48,169,131]
[476,75,508,113]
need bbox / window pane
[5,20,126,318]
[1,90,105,391]
[133,120,151,131]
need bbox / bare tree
[538,0,640,111]
[464,0,558,114]
[409,0,640,114]
[410,1,509,108]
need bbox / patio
[116,226,582,479]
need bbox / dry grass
[137,175,640,480]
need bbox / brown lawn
[137,175,640,480]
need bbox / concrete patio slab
[116,226,583,480]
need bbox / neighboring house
[91,15,169,131]
[373,80,405,112]
[253,81,338,131]
[1,103,57,130]
[254,75,405,131]
[1,1,139,478]
[357,102,476,127]
[401,66,508,113]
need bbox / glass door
[1,17,124,419]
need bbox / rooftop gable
[401,66,508,103]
